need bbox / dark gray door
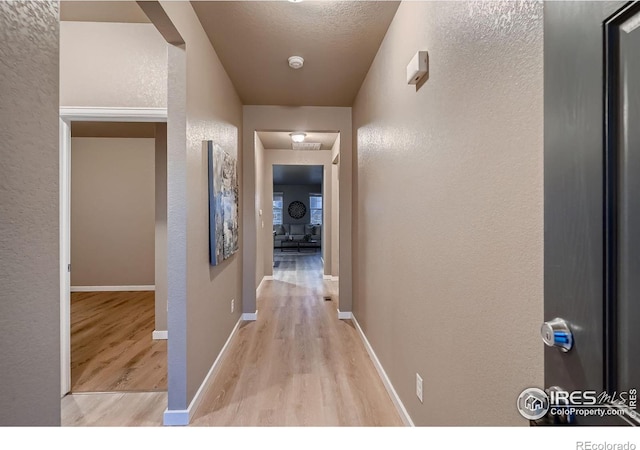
[544,1,640,426]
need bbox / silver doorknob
[541,318,573,352]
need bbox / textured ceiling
[273,165,324,185]
[191,1,400,106]
[60,1,150,23]
[257,131,338,150]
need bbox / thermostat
[407,51,428,85]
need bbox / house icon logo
[517,388,550,420]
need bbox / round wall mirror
[287,201,307,219]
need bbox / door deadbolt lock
[541,318,573,352]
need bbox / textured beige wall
[330,136,340,278]
[254,134,266,288]
[243,106,352,314]
[155,124,168,332]
[0,0,60,425]
[159,1,243,408]
[164,40,188,412]
[71,138,155,287]
[60,1,152,23]
[60,21,167,108]
[72,121,156,138]
[352,1,544,426]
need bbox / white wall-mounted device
[288,55,304,69]
[406,51,428,85]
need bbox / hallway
[3,0,551,431]
[62,254,401,426]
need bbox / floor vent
[323,296,332,301]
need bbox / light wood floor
[62,391,166,426]
[62,255,401,426]
[190,253,402,426]
[70,291,167,392]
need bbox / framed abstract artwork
[207,141,239,266]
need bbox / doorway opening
[272,164,324,281]
[59,111,168,397]
[272,164,324,284]
[253,131,340,307]
[69,121,166,393]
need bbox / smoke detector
[288,56,304,69]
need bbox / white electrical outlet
[231,299,235,313]
[416,373,423,403]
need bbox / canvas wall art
[208,141,239,266]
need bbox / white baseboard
[162,409,189,426]
[71,285,155,292]
[332,276,339,282]
[242,310,258,321]
[152,330,168,340]
[256,276,274,294]
[163,317,242,426]
[323,275,332,280]
[337,310,353,320]
[352,315,414,427]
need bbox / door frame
[59,106,167,397]
[604,0,640,395]
[603,2,640,425]
[268,160,336,278]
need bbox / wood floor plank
[62,392,166,426]
[70,291,167,392]
[190,253,402,426]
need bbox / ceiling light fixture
[288,0,303,3]
[288,56,304,69]
[290,132,307,143]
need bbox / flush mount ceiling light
[288,0,303,3]
[288,56,304,69]
[290,132,307,143]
